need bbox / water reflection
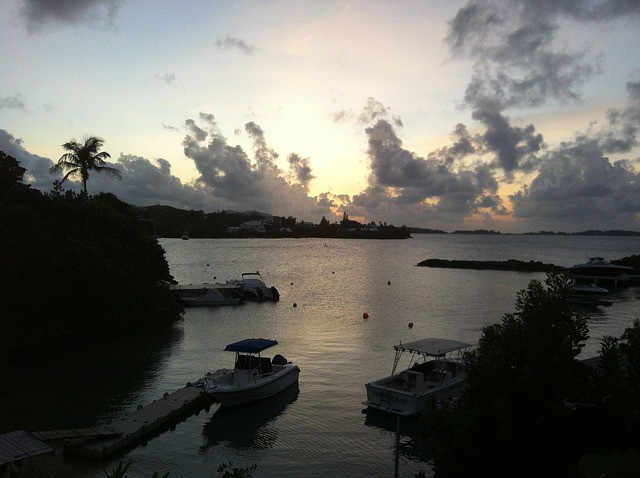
[0,327,183,433]
[362,409,435,465]
[200,384,299,452]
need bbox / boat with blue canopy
[202,338,300,406]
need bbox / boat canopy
[224,338,278,354]
[394,338,471,356]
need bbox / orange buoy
[363,312,369,319]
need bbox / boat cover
[394,338,471,356]
[224,338,278,353]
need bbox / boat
[181,231,189,240]
[363,338,471,416]
[179,287,243,306]
[570,257,633,278]
[569,282,612,306]
[228,272,280,301]
[169,283,243,306]
[202,338,300,407]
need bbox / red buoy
[363,312,369,319]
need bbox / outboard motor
[271,286,280,301]
[272,354,288,365]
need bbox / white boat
[364,338,471,416]
[169,283,243,306]
[572,282,609,297]
[569,282,612,306]
[180,287,243,306]
[202,338,300,407]
[228,272,280,301]
[570,257,633,278]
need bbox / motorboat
[570,257,633,278]
[202,338,300,407]
[363,338,471,416]
[179,287,242,306]
[169,283,243,306]
[569,281,612,306]
[228,272,280,301]
[572,282,609,297]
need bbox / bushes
[0,161,183,355]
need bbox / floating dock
[35,385,213,460]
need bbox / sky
[1,0,640,233]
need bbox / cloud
[215,36,255,55]
[471,97,544,174]
[181,113,333,219]
[18,0,121,31]
[0,129,53,190]
[287,153,315,187]
[510,79,640,230]
[346,116,505,227]
[0,94,26,111]
[157,72,176,86]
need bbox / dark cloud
[348,118,504,226]
[0,94,26,111]
[510,140,640,229]
[471,98,544,174]
[510,79,640,230]
[18,0,121,31]
[215,36,255,55]
[0,129,52,190]
[287,153,315,187]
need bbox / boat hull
[364,376,464,416]
[204,364,300,407]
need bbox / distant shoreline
[416,259,566,272]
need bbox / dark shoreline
[416,258,566,272]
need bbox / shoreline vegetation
[1,153,183,358]
[416,256,640,274]
[137,204,639,239]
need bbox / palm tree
[49,135,121,194]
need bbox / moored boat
[169,283,243,306]
[364,338,471,416]
[202,338,300,407]
[570,257,633,278]
[228,272,280,301]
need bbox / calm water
[2,234,639,477]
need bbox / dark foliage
[425,273,640,477]
[0,152,183,356]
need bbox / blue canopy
[223,338,278,353]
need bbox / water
[1,235,638,477]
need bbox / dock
[34,385,213,460]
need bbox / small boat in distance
[202,338,300,407]
[181,231,189,240]
[228,272,280,301]
[364,338,471,416]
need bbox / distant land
[137,205,640,239]
[408,227,640,236]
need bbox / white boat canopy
[394,338,471,357]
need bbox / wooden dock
[36,385,212,460]
[0,430,54,468]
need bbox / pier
[32,385,213,461]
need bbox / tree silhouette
[49,135,121,194]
